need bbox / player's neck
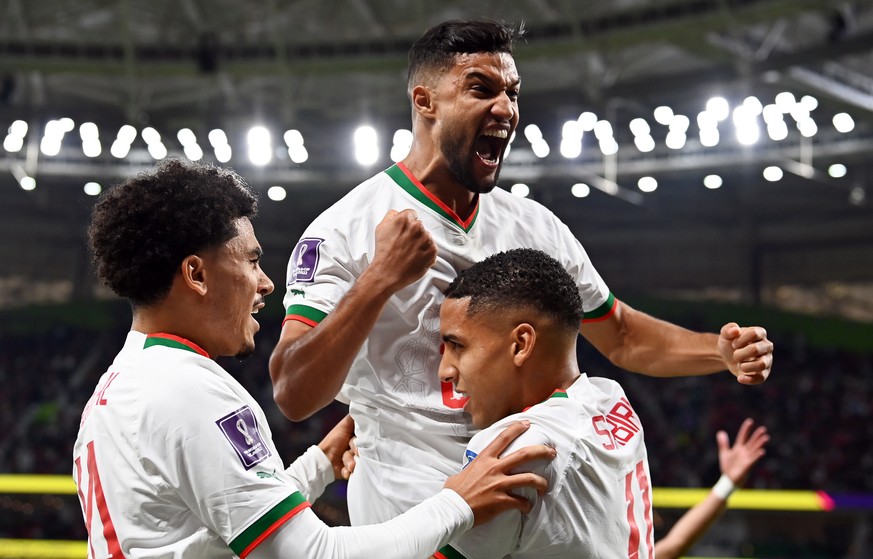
[401,154,477,221]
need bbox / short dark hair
[88,159,258,307]
[444,248,583,332]
[407,19,524,92]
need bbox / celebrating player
[655,418,770,559]
[433,248,653,558]
[269,19,774,526]
[73,159,555,558]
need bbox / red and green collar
[522,388,568,412]
[144,333,210,358]
[385,162,479,233]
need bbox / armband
[711,474,736,500]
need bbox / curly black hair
[407,19,524,93]
[88,159,258,307]
[444,248,583,332]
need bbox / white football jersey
[437,375,654,559]
[283,163,614,481]
[73,332,311,558]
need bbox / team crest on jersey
[216,406,270,470]
[287,237,324,285]
[463,449,478,469]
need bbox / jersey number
[74,441,125,558]
[625,460,653,559]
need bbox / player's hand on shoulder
[443,420,555,526]
[372,209,437,290]
[717,322,773,385]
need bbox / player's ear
[180,254,208,296]
[511,323,536,367]
[411,84,436,119]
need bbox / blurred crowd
[1,311,870,556]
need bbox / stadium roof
[1,0,872,320]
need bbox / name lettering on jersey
[79,371,121,426]
[287,237,324,285]
[592,397,642,450]
[216,406,271,470]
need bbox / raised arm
[269,209,437,420]
[580,299,773,383]
[654,418,769,559]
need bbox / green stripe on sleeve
[285,304,328,324]
[230,492,308,556]
[435,544,469,559]
[583,292,616,321]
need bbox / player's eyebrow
[249,246,264,258]
[464,70,521,89]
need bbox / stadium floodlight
[761,104,783,125]
[696,111,717,130]
[577,112,598,131]
[9,120,28,137]
[84,182,102,196]
[653,106,673,126]
[177,128,197,146]
[3,135,23,152]
[700,128,719,147]
[560,137,582,159]
[247,126,272,166]
[797,118,818,138]
[510,183,530,198]
[117,125,137,144]
[599,138,618,156]
[703,174,723,189]
[530,139,550,158]
[148,142,168,160]
[705,97,730,121]
[354,125,379,166]
[637,176,658,192]
[267,186,287,201]
[669,114,690,133]
[733,106,760,145]
[571,183,590,198]
[593,120,613,140]
[289,145,308,164]
[523,124,543,143]
[833,113,855,133]
[767,122,788,141]
[828,164,847,178]
[209,129,229,148]
[634,134,655,153]
[20,176,36,191]
[184,143,204,161]
[774,92,796,112]
[742,96,763,116]
[214,144,232,163]
[665,131,686,150]
[390,129,412,162]
[849,186,865,205]
[800,95,819,111]
[763,166,783,182]
[629,118,650,137]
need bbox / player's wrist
[711,473,736,500]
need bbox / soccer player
[73,159,555,558]
[270,19,774,526]
[433,248,653,558]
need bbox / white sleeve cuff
[285,445,335,502]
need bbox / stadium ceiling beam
[0,0,836,77]
[603,26,873,100]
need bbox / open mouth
[475,129,509,166]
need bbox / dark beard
[442,130,501,194]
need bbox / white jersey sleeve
[249,488,473,559]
